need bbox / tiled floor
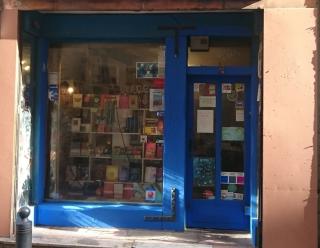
[0,227,253,248]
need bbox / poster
[197,110,214,133]
[199,96,216,108]
[149,89,164,111]
[236,109,244,122]
[194,83,200,92]
[235,83,245,92]
[136,62,159,78]
[222,83,232,93]
[48,72,59,85]
[222,127,244,141]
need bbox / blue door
[186,75,251,230]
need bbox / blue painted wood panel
[162,36,187,231]
[37,203,162,229]
[186,75,252,231]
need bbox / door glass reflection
[192,83,216,199]
[221,83,245,200]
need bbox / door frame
[185,65,259,234]
[186,73,251,230]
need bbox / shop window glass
[221,83,245,200]
[192,83,216,199]
[188,37,251,67]
[46,43,165,204]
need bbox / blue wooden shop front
[21,11,261,244]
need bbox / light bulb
[67,86,74,94]
[23,65,30,71]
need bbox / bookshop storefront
[21,11,261,242]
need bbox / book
[145,187,156,202]
[129,95,138,109]
[114,183,123,199]
[145,142,156,158]
[71,118,81,132]
[129,164,141,182]
[119,166,129,181]
[73,94,82,108]
[145,166,157,183]
[119,95,129,109]
[103,182,114,198]
[83,94,94,107]
[156,167,163,182]
[123,183,133,199]
[156,143,163,158]
[106,165,118,181]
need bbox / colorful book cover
[119,166,129,181]
[103,182,114,198]
[106,165,118,181]
[83,94,94,107]
[72,94,82,108]
[123,183,133,199]
[156,143,163,158]
[145,187,156,202]
[145,142,156,158]
[129,95,138,109]
[114,183,123,199]
[145,166,157,183]
[222,127,244,141]
[156,167,163,182]
[119,95,129,109]
[129,166,141,182]
[193,157,215,186]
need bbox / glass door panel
[192,83,216,199]
[221,83,245,201]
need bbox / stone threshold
[0,227,253,248]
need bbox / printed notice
[48,72,59,85]
[197,110,214,133]
[199,96,216,108]
[222,83,232,93]
[236,109,244,122]
[194,83,200,92]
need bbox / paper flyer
[199,96,216,108]
[197,110,214,133]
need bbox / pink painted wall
[0,9,18,237]
[263,8,317,248]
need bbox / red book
[156,143,163,158]
[145,142,156,158]
[103,182,114,198]
[123,183,133,199]
[119,95,129,109]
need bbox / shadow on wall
[310,2,320,245]
[305,3,318,248]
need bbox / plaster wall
[0,9,18,237]
[263,8,317,248]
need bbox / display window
[46,43,165,204]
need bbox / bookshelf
[61,90,164,204]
